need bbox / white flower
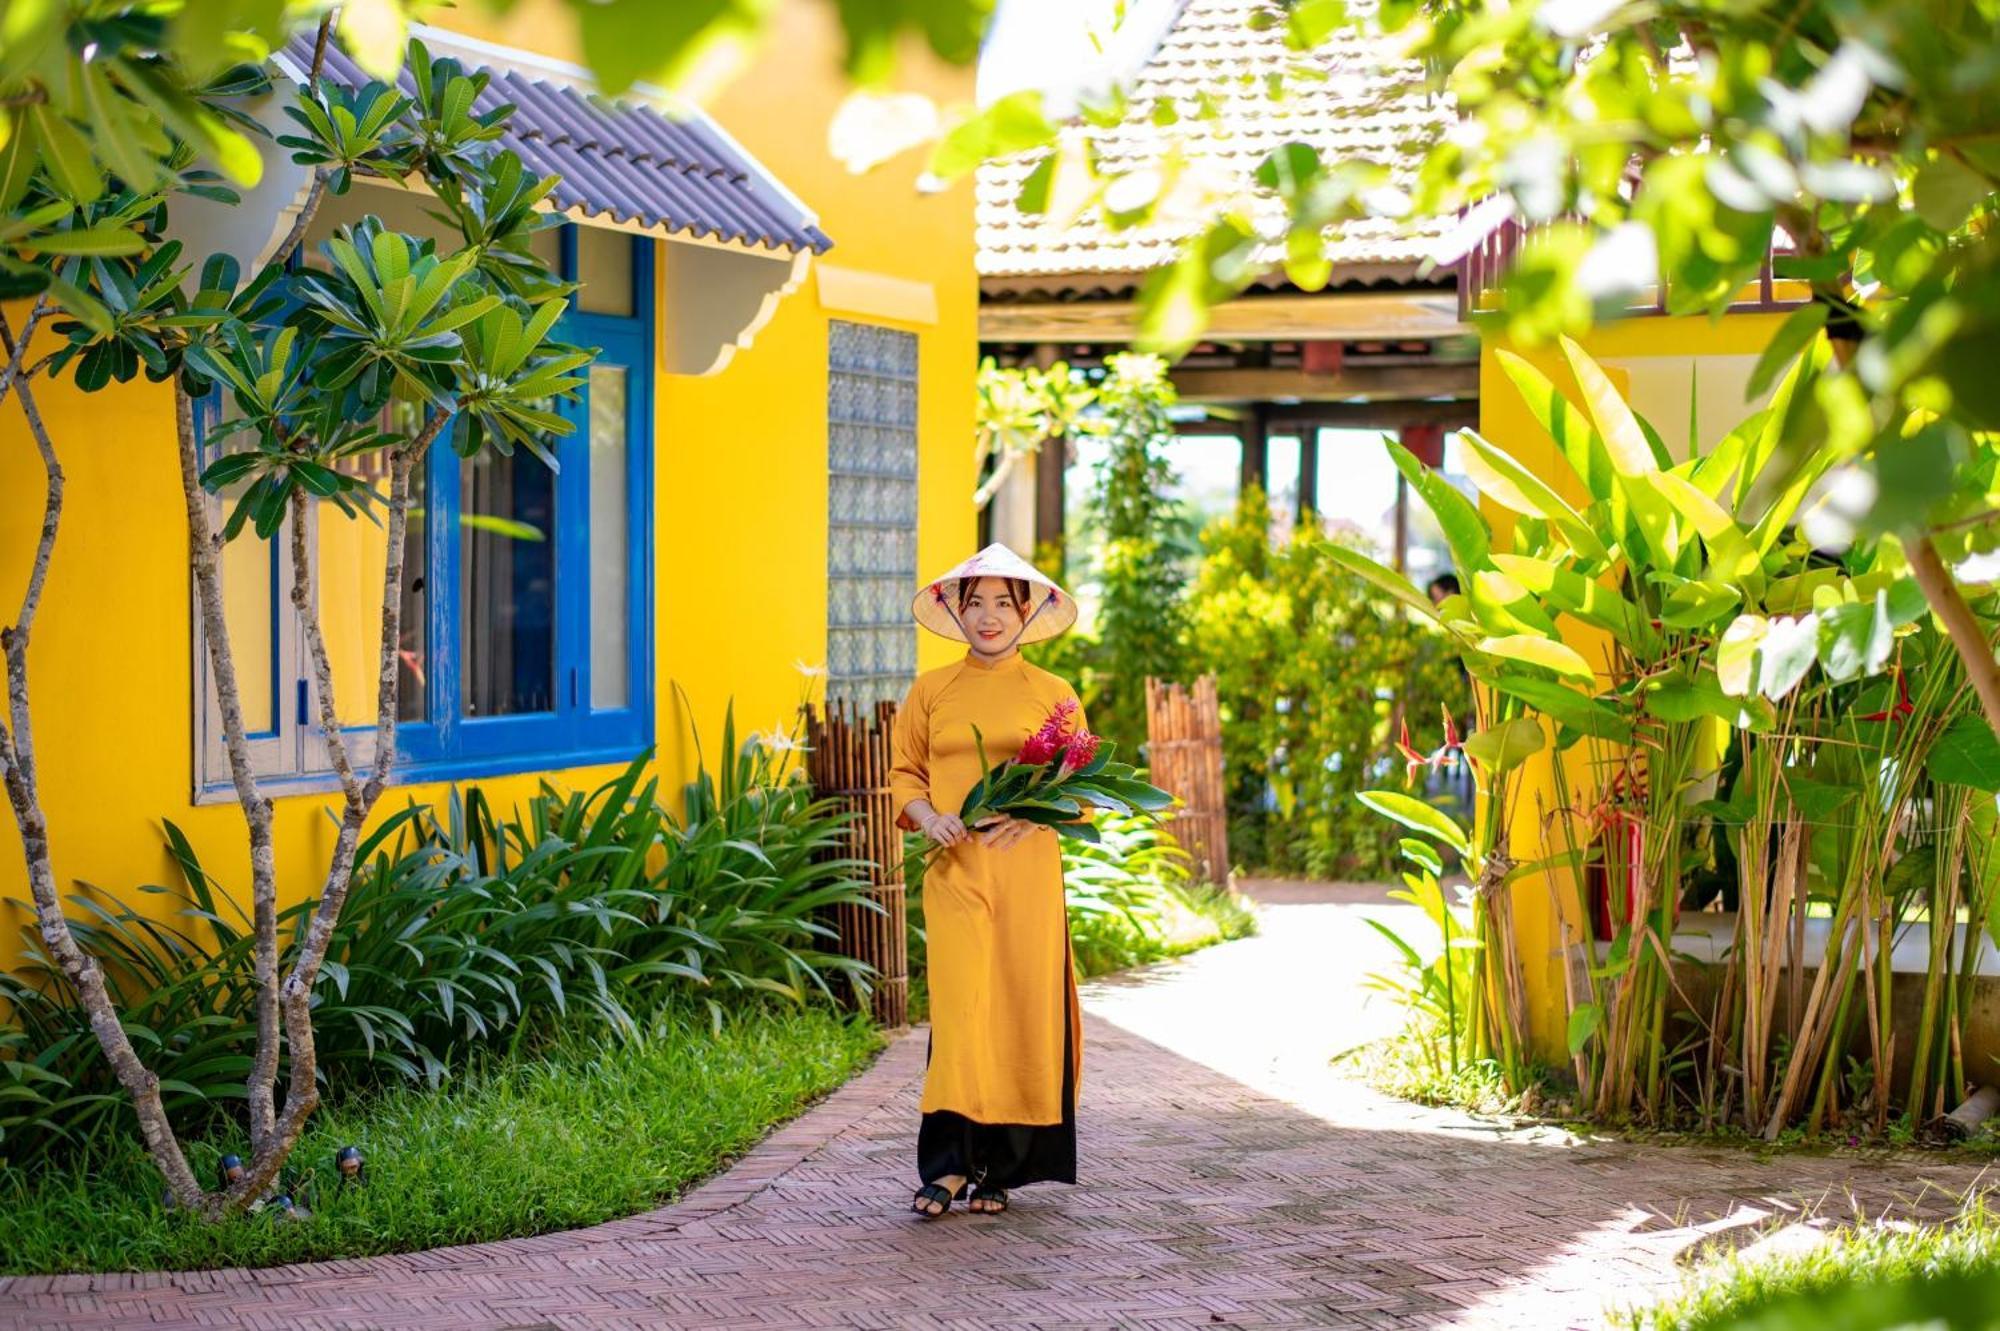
[793,659,827,678]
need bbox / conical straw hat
[912,543,1077,646]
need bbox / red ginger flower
[1017,729,1062,766]
[1016,699,1079,766]
[1059,729,1101,772]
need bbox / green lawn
[1,1001,882,1274]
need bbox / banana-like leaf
[1476,633,1597,682]
[1488,674,1634,743]
[1496,347,1617,503]
[1560,335,1667,474]
[1462,716,1546,775]
[1387,436,1490,575]
[1471,568,1563,638]
[1490,553,1655,652]
[1459,431,1609,562]
[1643,470,1763,585]
[1325,543,1444,622]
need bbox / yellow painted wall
[1478,313,1790,1060]
[0,2,976,968]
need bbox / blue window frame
[194,222,654,797]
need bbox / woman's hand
[975,814,1040,852]
[918,809,971,848]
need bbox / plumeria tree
[1,20,588,1215]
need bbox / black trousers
[916,958,1077,1192]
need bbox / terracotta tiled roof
[976,0,1452,288]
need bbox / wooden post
[1144,675,1231,887]
[1239,404,1269,499]
[1298,429,1320,524]
[1031,343,1067,552]
[1393,473,1409,572]
[801,698,909,1027]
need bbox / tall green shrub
[1079,354,1194,755]
[1188,487,1467,879]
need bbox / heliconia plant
[951,700,1176,848]
[1334,330,2000,1137]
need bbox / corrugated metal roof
[977,0,1449,286]
[282,30,832,256]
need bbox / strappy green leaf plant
[1340,334,2000,1136]
[2,728,880,1167]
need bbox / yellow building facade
[0,4,977,967]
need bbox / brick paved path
[3,881,1991,1330]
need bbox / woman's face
[962,577,1025,651]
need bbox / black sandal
[911,1182,954,1218]
[966,1185,1008,1214]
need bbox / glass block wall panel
[827,320,919,709]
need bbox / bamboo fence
[1144,675,1231,886]
[800,698,909,1028]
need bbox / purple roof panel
[288,35,833,255]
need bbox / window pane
[220,527,276,736]
[588,364,629,710]
[317,451,430,726]
[1266,434,1303,540]
[400,469,427,722]
[1312,428,1402,562]
[576,227,635,317]
[208,406,277,736]
[460,449,557,717]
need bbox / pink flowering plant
[955,700,1175,847]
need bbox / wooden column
[1297,429,1320,523]
[1239,403,1269,498]
[1393,474,1409,572]
[1031,344,1066,553]
[1396,423,1443,573]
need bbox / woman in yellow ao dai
[889,544,1088,1219]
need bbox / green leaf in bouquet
[1067,745,1113,780]
[1063,782,1135,815]
[1001,795,1082,818]
[1004,804,1083,827]
[1087,774,1176,812]
[1056,820,1103,845]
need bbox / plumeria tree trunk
[173,383,285,1163]
[1,307,212,1207]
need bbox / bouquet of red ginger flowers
[956,700,1174,846]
